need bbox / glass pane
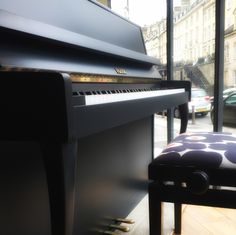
[174,0,215,134]
[223,0,236,133]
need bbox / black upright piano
[0,0,190,234]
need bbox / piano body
[0,0,190,235]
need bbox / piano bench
[148,132,236,235]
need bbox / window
[225,44,229,62]
[234,70,236,85]
[226,0,232,10]
[111,0,232,134]
[234,42,236,60]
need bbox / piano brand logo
[115,68,127,74]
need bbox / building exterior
[224,0,236,87]
[142,0,236,89]
[142,19,167,64]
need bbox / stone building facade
[142,0,236,89]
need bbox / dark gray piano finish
[0,141,51,235]
[0,72,190,235]
[0,0,160,72]
[74,117,153,234]
[0,0,146,54]
[0,1,190,234]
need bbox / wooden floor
[116,195,236,235]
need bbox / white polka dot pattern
[156,132,236,169]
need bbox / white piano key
[84,88,185,106]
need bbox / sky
[111,0,181,26]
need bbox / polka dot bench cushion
[149,132,236,187]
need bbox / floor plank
[115,196,236,235]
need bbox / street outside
[154,113,236,156]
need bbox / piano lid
[0,0,160,69]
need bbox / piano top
[0,0,161,78]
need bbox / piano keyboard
[75,88,185,106]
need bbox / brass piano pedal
[90,228,119,235]
[99,223,130,232]
[104,216,135,224]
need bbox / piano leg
[41,141,77,235]
[178,102,189,134]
